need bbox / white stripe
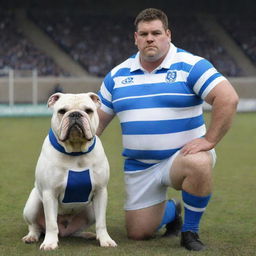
[135,159,160,164]
[123,125,206,150]
[174,52,202,66]
[100,82,112,101]
[100,104,114,115]
[193,68,218,94]
[111,57,134,77]
[113,70,189,89]
[184,202,206,212]
[113,93,194,104]
[117,105,202,122]
[201,76,227,99]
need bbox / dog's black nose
[69,111,82,119]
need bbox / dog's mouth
[65,122,84,140]
[59,116,93,142]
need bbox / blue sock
[157,200,176,230]
[181,190,211,233]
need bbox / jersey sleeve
[98,72,115,115]
[187,58,227,99]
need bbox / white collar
[130,43,177,73]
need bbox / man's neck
[140,56,165,73]
[139,45,170,73]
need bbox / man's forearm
[205,93,238,146]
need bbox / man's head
[134,8,171,65]
[134,8,169,31]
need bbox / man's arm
[97,109,115,136]
[181,80,239,155]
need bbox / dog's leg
[39,190,59,251]
[93,187,117,247]
[22,188,43,243]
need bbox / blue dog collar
[48,128,96,156]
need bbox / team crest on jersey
[121,77,134,84]
[166,71,177,83]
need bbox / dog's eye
[58,108,67,115]
[85,108,93,114]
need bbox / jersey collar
[130,43,177,73]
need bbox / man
[97,8,238,251]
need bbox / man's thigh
[125,201,166,240]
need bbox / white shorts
[124,149,216,210]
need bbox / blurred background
[0,0,256,115]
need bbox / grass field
[0,113,255,256]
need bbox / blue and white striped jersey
[98,43,226,172]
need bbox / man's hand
[181,138,215,156]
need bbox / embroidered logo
[121,77,134,84]
[166,71,177,83]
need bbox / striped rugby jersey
[98,43,226,172]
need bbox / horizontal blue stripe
[122,148,180,160]
[177,48,187,53]
[113,94,202,112]
[187,59,213,90]
[170,62,192,72]
[124,159,156,171]
[113,67,132,78]
[198,73,222,97]
[121,115,204,135]
[112,81,193,101]
[103,72,114,94]
[98,92,113,109]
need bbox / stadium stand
[0,10,69,76]
[219,15,256,63]
[1,7,255,78]
[28,10,245,77]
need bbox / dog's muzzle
[59,111,92,142]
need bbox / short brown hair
[134,8,169,31]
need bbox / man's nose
[146,34,154,42]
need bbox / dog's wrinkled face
[48,92,101,152]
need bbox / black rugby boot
[181,231,205,251]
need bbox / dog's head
[47,92,101,153]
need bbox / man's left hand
[181,138,215,156]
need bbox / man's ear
[47,93,63,108]
[134,31,138,46]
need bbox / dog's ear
[88,93,101,109]
[47,93,63,108]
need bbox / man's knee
[171,152,213,194]
[183,152,213,176]
[125,204,164,240]
[126,227,154,240]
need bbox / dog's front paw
[98,232,117,247]
[40,238,58,251]
[22,232,40,244]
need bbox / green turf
[0,113,255,255]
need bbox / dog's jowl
[22,92,117,250]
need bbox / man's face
[134,19,171,62]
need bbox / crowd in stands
[169,15,244,77]
[0,11,69,76]
[29,10,244,77]
[1,9,256,77]
[219,15,256,63]
[29,11,137,77]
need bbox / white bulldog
[22,92,117,250]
